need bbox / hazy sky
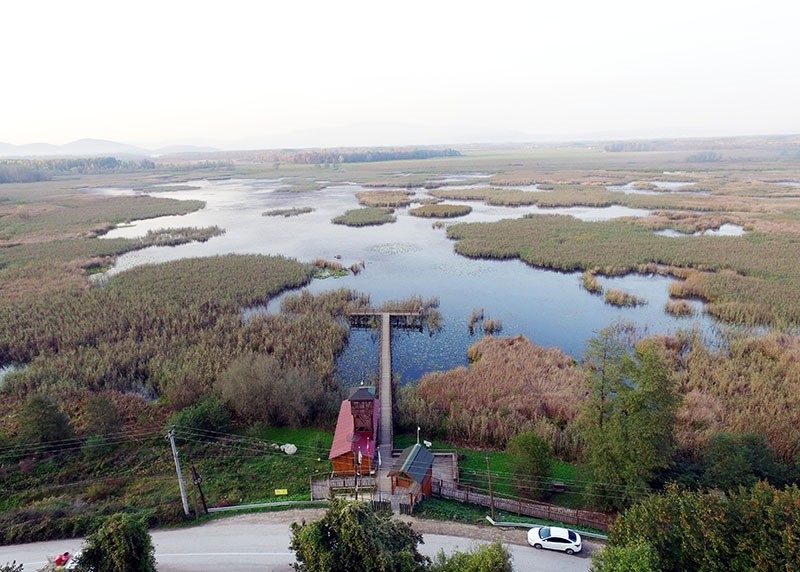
[3,0,799,147]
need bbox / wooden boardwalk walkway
[349,310,421,499]
[378,313,393,457]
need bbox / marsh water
[102,178,722,385]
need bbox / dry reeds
[665,299,695,317]
[399,336,583,455]
[604,289,646,308]
[581,270,603,295]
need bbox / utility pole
[167,428,191,517]
[486,455,495,520]
[191,464,208,515]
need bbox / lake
[101,178,723,385]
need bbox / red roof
[329,398,379,460]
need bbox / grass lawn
[394,433,588,510]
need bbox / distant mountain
[60,138,151,157]
[0,138,226,158]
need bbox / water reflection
[655,223,746,238]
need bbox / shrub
[215,353,335,427]
[430,542,513,572]
[168,397,230,434]
[77,513,156,572]
[16,394,74,446]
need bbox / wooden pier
[349,310,421,492]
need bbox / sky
[3,0,800,148]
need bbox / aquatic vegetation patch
[331,207,396,226]
[408,204,472,218]
[664,299,695,317]
[356,190,413,208]
[604,289,647,308]
[263,206,314,217]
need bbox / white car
[527,526,582,555]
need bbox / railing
[310,475,376,501]
[432,480,613,531]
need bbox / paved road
[1,513,595,571]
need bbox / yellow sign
[274,489,288,496]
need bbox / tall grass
[665,332,800,462]
[397,335,583,457]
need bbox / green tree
[505,432,553,500]
[590,541,659,572]
[429,542,513,572]
[76,513,156,572]
[289,499,429,572]
[168,397,231,435]
[703,432,785,490]
[16,394,74,446]
[577,327,679,510]
[602,482,800,572]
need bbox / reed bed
[0,193,205,242]
[429,187,538,206]
[408,204,472,218]
[447,214,800,327]
[312,258,348,278]
[263,206,314,217]
[331,207,395,226]
[581,271,603,295]
[397,335,583,456]
[0,256,375,407]
[667,332,800,462]
[604,289,647,307]
[664,299,696,317]
[356,190,414,207]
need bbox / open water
[101,178,727,385]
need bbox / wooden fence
[311,475,376,501]
[432,480,613,531]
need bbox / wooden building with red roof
[329,386,380,476]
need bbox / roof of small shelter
[348,386,376,401]
[328,396,379,461]
[389,443,434,485]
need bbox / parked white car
[527,526,582,555]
